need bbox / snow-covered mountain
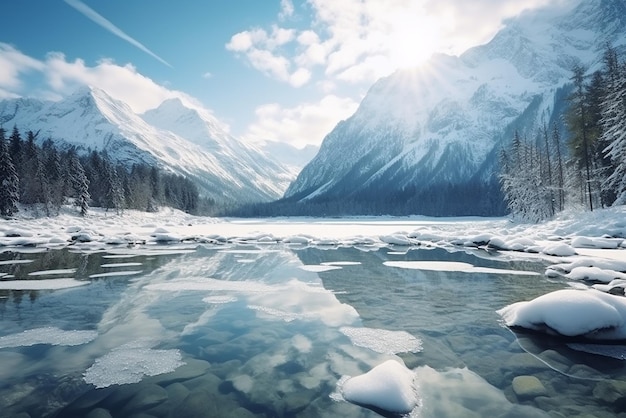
[0,87,294,204]
[257,141,318,175]
[284,0,626,215]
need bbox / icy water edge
[1,243,625,418]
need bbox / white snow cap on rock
[498,289,626,340]
[340,359,419,414]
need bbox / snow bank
[498,289,626,340]
[340,359,419,414]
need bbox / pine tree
[68,149,90,216]
[602,59,626,204]
[566,64,594,211]
[0,128,20,217]
[551,123,565,212]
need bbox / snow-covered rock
[498,289,626,340]
[340,359,419,414]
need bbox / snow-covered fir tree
[67,149,90,216]
[0,127,20,217]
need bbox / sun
[387,12,442,70]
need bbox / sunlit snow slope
[285,0,626,215]
[0,87,293,204]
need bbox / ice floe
[0,327,97,348]
[339,327,422,354]
[0,278,88,290]
[384,260,540,276]
[83,340,185,388]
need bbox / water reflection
[0,244,623,417]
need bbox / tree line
[499,44,626,222]
[0,126,203,218]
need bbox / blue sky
[0,0,564,149]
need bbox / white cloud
[279,0,295,21]
[0,45,196,114]
[226,0,569,89]
[244,95,359,148]
[202,71,212,79]
[0,43,45,90]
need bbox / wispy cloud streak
[64,0,172,68]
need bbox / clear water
[0,243,624,417]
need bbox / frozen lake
[2,238,625,417]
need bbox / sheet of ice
[567,342,626,360]
[89,270,143,278]
[384,261,539,276]
[145,277,277,293]
[0,327,97,348]
[0,259,34,265]
[100,262,143,268]
[203,295,237,304]
[83,340,185,388]
[322,261,361,266]
[498,289,626,339]
[299,265,342,272]
[340,359,419,414]
[339,327,422,354]
[0,278,88,290]
[28,268,77,276]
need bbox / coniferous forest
[499,44,626,222]
[0,126,203,218]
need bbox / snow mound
[340,359,419,414]
[339,327,422,354]
[0,327,97,348]
[83,341,184,388]
[497,289,626,340]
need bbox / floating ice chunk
[340,359,419,414]
[202,295,237,304]
[339,327,422,354]
[0,327,97,348]
[498,289,626,339]
[0,278,88,290]
[83,341,184,388]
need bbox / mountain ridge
[283,0,626,216]
[0,86,295,205]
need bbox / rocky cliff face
[284,0,626,215]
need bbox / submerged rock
[512,375,547,398]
